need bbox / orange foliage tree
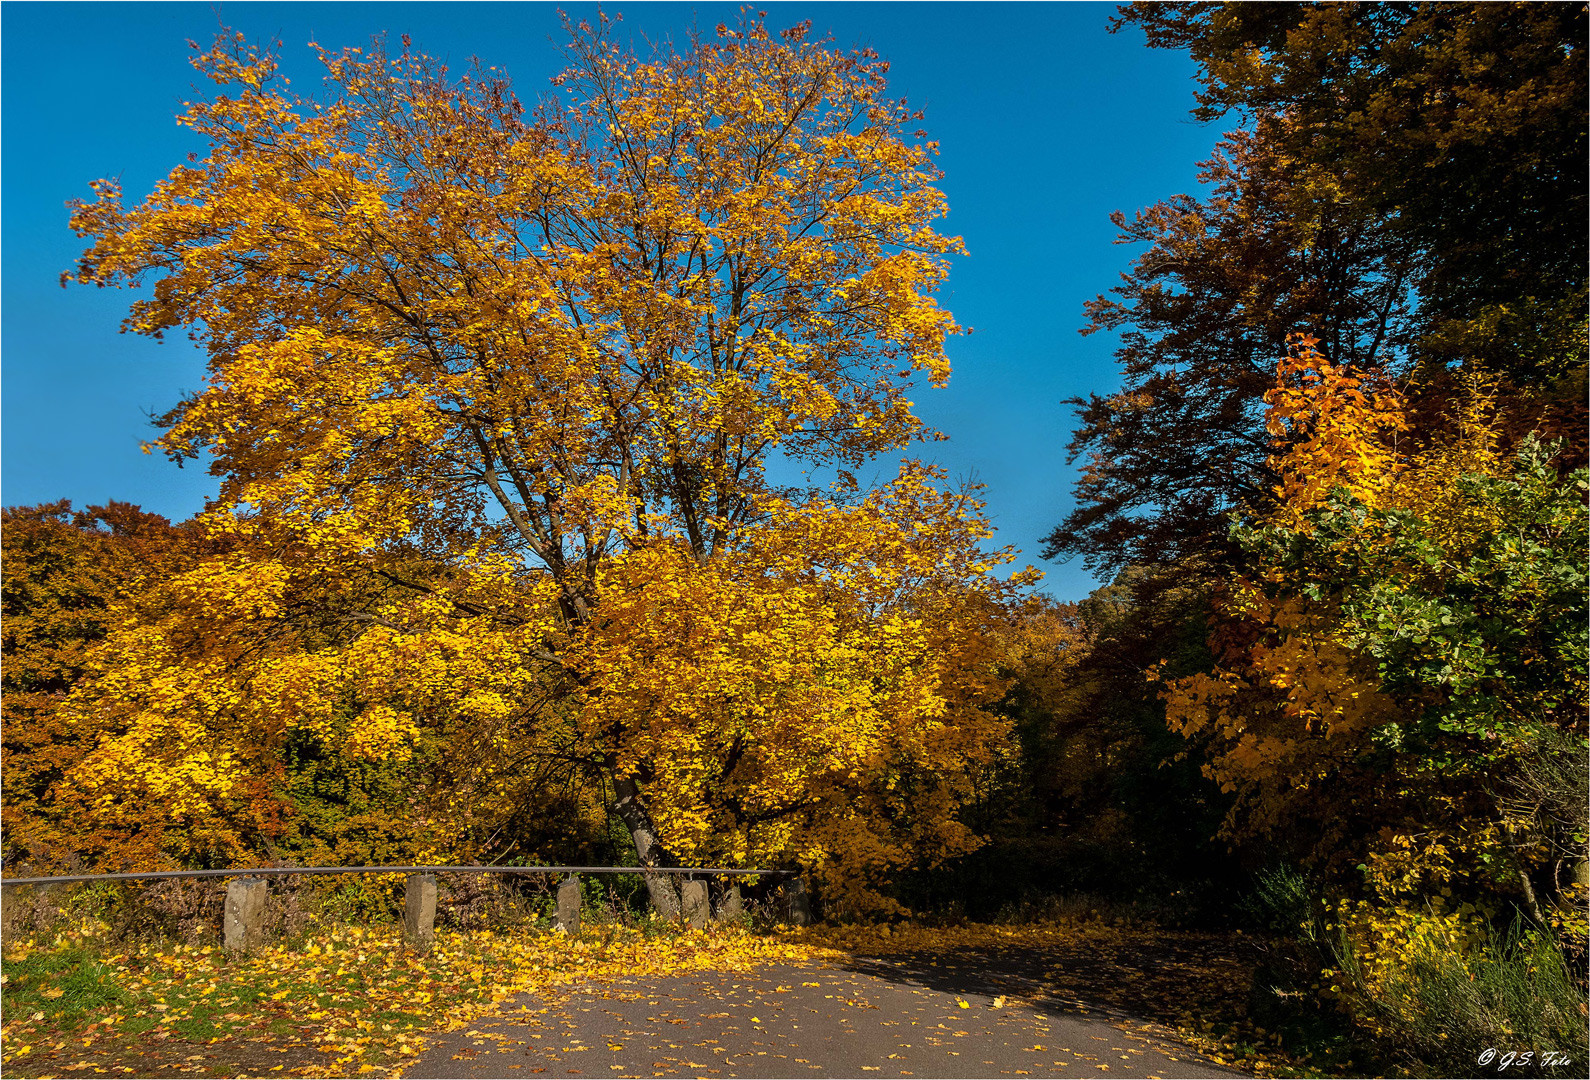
[0,503,296,871]
[1261,335,1407,523]
[63,18,1023,912]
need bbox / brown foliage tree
[1044,123,1415,576]
[1118,1,1588,382]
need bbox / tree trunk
[1501,821,1552,934]
[611,772,682,920]
[1513,853,1551,932]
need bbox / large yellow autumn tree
[63,17,1022,912]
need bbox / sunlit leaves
[58,17,1018,899]
[67,19,965,584]
[1262,334,1407,524]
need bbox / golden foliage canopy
[69,18,964,599]
[60,20,1023,910]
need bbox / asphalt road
[405,957,1243,1079]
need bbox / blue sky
[1,1,1221,601]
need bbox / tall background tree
[1123,0,1587,383]
[1045,122,1416,575]
[1049,2,1585,578]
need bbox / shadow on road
[835,932,1262,1029]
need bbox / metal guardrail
[0,865,794,888]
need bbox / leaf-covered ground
[1,918,1344,1078]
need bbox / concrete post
[556,875,581,935]
[404,874,437,947]
[681,879,709,929]
[784,876,811,926]
[717,884,744,924]
[223,877,269,952]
